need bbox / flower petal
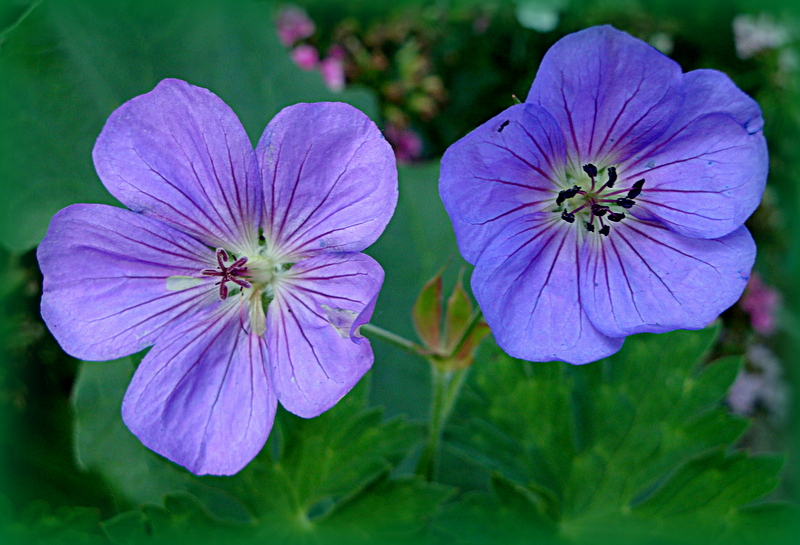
[38,204,217,361]
[439,103,567,264]
[93,79,261,254]
[579,221,755,338]
[122,302,276,476]
[526,25,683,167]
[619,72,768,239]
[267,253,383,417]
[472,214,623,365]
[257,103,397,258]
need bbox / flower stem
[415,364,470,481]
[360,323,428,356]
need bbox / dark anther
[627,179,645,199]
[591,203,608,217]
[585,222,595,232]
[556,185,581,206]
[608,212,625,222]
[616,197,635,209]
[498,120,510,132]
[599,225,610,236]
[583,163,598,178]
[606,166,617,187]
[561,210,575,223]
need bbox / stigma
[554,163,645,236]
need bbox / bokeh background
[1,0,799,543]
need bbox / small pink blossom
[290,44,320,70]
[384,125,423,163]
[740,273,781,335]
[320,57,346,92]
[276,5,316,47]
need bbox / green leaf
[0,0,377,253]
[0,495,106,545]
[73,358,450,543]
[439,327,786,542]
[71,357,252,522]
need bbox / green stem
[416,365,470,481]
[360,323,428,356]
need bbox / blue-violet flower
[38,79,397,474]
[439,26,767,364]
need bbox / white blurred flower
[733,13,790,59]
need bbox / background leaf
[436,327,788,543]
[0,0,377,253]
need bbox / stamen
[585,221,595,232]
[561,210,575,223]
[591,203,608,217]
[202,248,252,300]
[608,212,625,222]
[556,184,582,206]
[606,166,617,187]
[599,225,610,237]
[615,198,635,209]
[583,163,598,178]
[627,179,645,199]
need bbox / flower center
[555,163,644,236]
[196,247,293,336]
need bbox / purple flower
[38,79,397,475]
[439,26,767,364]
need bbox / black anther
[599,225,610,236]
[615,198,635,209]
[585,222,595,232]
[556,185,581,206]
[627,179,645,199]
[498,120,509,132]
[583,163,598,178]
[591,203,608,217]
[606,166,617,187]
[608,212,625,222]
[561,210,575,223]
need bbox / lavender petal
[93,79,262,254]
[267,252,383,417]
[257,103,397,258]
[37,204,218,361]
[440,103,568,264]
[579,221,756,338]
[526,25,683,167]
[122,302,276,476]
[472,215,624,364]
[619,72,768,239]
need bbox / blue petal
[579,221,755,338]
[257,103,397,258]
[526,25,683,168]
[93,79,262,255]
[38,204,218,361]
[440,103,567,264]
[122,301,276,476]
[472,214,623,365]
[620,71,768,239]
[267,253,383,417]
